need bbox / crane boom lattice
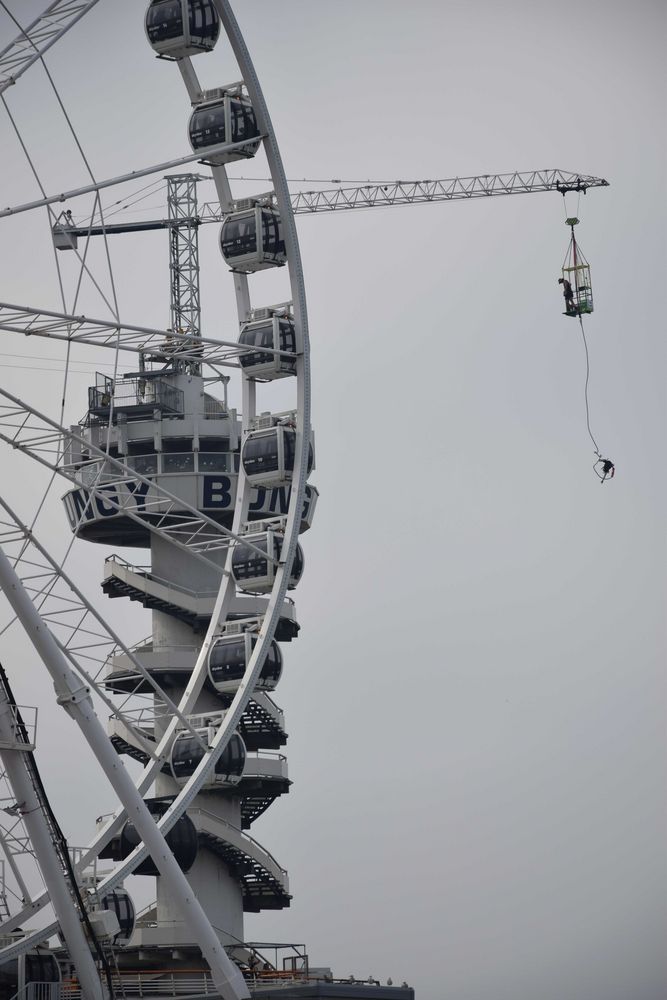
[52,168,608,242]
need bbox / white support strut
[0,301,295,367]
[0,138,264,219]
[0,679,104,1000]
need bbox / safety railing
[103,555,219,601]
[0,931,31,949]
[35,976,397,1000]
[105,971,216,996]
[88,374,183,418]
[203,394,227,419]
[9,984,62,1000]
[189,807,288,879]
[0,703,37,750]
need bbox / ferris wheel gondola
[242,420,315,488]
[238,309,299,379]
[208,630,283,695]
[189,85,261,164]
[232,524,305,594]
[145,0,220,58]
[220,203,287,271]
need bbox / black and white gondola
[242,416,314,488]
[116,799,199,876]
[170,728,246,786]
[145,0,220,59]
[220,197,286,272]
[232,520,305,594]
[189,85,261,165]
[238,305,298,380]
[97,888,136,948]
[208,626,283,695]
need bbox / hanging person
[594,456,615,483]
[558,276,576,315]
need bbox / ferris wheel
[0,3,313,999]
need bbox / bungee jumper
[558,276,576,315]
[594,456,615,484]
[557,209,615,483]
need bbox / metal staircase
[189,810,290,912]
[102,557,300,641]
[108,692,286,756]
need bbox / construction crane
[54,168,608,239]
[49,168,608,345]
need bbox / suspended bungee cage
[561,217,593,317]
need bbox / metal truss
[168,175,202,342]
[0,497,208,753]
[0,302,293,367]
[0,795,38,908]
[284,168,609,214]
[54,168,610,243]
[0,0,101,97]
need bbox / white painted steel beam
[0,302,294,366]
[0,683,104,1000]
[0,501,209,750]
[0,138,264,219]
[0,0,101,96]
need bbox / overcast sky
[0,2,665,999]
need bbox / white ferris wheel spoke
[0,138,265,219]
[0,496,209,750]
[0,302,296,366]
[0,0,102,96]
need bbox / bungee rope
[578,313,600,455]
[557,195,615,484]
[578,313,615,484]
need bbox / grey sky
[0,2,664,999]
